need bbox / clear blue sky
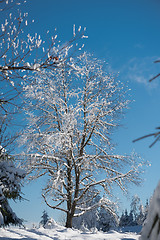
[9,0,160,226]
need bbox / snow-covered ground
[0,225,141,240]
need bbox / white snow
[44,218,58,229]
[140,181,160,240]
[0,224,140,240]
[0,212,4,225]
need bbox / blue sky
[9,0,160,226]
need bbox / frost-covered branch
[19,51,146,228]
[0,0,87,116]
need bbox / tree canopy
[19,51,146,228]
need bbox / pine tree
[119,212,125,227]
[119,210,129,227]
[128,210,134,226]
[39,210,49,228]
[119,209,134,227]
[0,146,25,226]
[130,195,141,224]
[98,207,118,232]
[144,199,149,221]
[136,204,145,226]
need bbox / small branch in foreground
[149,59,160,82]
[149,73,160,82]
[133,127,160,148]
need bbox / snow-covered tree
[0,113,25,226]
[44,218,58,229]
[98,206,118,232]
[119,196,146,227]
[136,204,145,226]
[19,51,146,228]
[119,209,134,227]
[144,199,149,221]
[140,181,160,240]
[72,187,100,230]
[130,194,141,223]
[0,0,86,116]
[72,187,118,231]
[39,210,49,228]
[0,145,25,226]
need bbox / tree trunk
[65,212,73,228]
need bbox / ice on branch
[19,51,146,228]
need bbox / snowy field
[0,225,141,240]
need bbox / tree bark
[65,212,73,228]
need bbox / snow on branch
[19,51,146,228]
[0,0,87,115]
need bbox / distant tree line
[39,193,150,232]
[119,195,149,228]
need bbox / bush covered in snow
[44,218,58,229]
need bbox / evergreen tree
[119,196,147,228]
[39,210,49,228]
[119,210,128,227]
[119,211,125,227]
[98,207,118,232]
[144,199,149,221]
[136,204,145,225]
[130,195,141,223]
[119,209,134,227]
[128,210,134,226]
[0,146,25,226]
